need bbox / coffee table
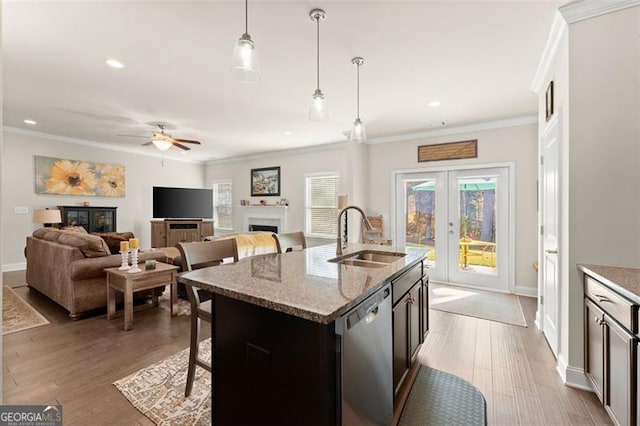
[105,262,179,331]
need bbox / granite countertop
[177,243,428,324]
[578,264,640,304]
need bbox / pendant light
[231,0,259,83]
[309,8,327,121]
[350,57,366,142]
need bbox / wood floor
[2,270,610,425]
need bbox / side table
[105,262,179,331]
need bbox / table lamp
[33,209,62,228]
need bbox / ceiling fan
[120,123,202,151]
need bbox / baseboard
[556,353,593,391]
[2,262,26,272]
[515,285,537,298]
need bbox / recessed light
[106,59,125,69]
[24,119,37,125]
[283,131,293,136]
[428,100,441,107]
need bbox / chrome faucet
[337,205,374,255]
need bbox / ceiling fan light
[152,138,172,151]
[350,118,367,143]
[231,33,259,83]
[309,89,328,121]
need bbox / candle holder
[128,248,142,273]
[118,250,130,270]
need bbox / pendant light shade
[350,57,366,142]
[309,9,327,121]
[231,0,259,83]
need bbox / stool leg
[185,314,200,397]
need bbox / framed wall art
[34,156,126,197]
[545,80,554,121]
[251,166,280,196]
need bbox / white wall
[368,124,539,294]
[2,131,205,267]
[565,6,640,369]
[205,145,350,240]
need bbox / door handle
[545,249,558,254]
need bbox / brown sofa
[26,228,166,319]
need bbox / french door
[395,166,511,292]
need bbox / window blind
[305,175,339,237]
[214,181,233,230]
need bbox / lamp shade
[231,34,259,83]
[33,209,62,224]
[338,195,349,209]
[152,138,173,151]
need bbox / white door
[447,168,509,291]
[396,166,510,292]
[395,171,447,282]
[541,117,560,356]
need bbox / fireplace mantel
[242,205,289,233]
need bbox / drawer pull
[594,294,612,303]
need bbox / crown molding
[365,116,538,145]
[205,141,347,165]
[3,126,204,164]
[530,11,567,93]
[559,0,639,24]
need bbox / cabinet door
[183,229,200,242]
[91,209,115,233]
[585,298,605,403]
[201,221,214,239]
[393,297,409,394]
[150,222,166,248]
[409,283,421,360]
[420,279,429,341]
[604,314,635,426]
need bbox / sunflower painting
[35,156,126,197]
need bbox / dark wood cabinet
[58,206,117,233]
[391,260,427,396]
[150,220,213,248]
[583,270,637,426]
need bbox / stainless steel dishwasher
[336,284,393,425]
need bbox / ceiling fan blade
[118,134,149,138]
[173,138,201,145]
[172,142,191,151]
[142,141,153,146]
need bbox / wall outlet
[14,206,29,215]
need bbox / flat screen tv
[153,186,213,219]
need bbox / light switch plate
[14,206,29,215]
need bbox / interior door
[447,168,509,291]
[541,117,560,356]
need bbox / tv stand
[151,220,214,248]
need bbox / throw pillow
[57,232,111,257]
[92,232,135,254]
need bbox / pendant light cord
[316,16,320,91]
[356,64,360,119]
[245,0,248,34]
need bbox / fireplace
[249,224,278,233]
[242,205,289,234]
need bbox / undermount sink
[328,250,407,268]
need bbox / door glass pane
[405,179,436,267]
[457,177,497,275]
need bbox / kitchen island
[178,242,428,425]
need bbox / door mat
[3,286,50,335]
[429,283,527,327]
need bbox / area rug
[114,339,211,426]
[3,286,50,335]
[429,283,527,327]
[399,366,487,425]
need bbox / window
[305,174,340,238]
[213,180,233,230]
